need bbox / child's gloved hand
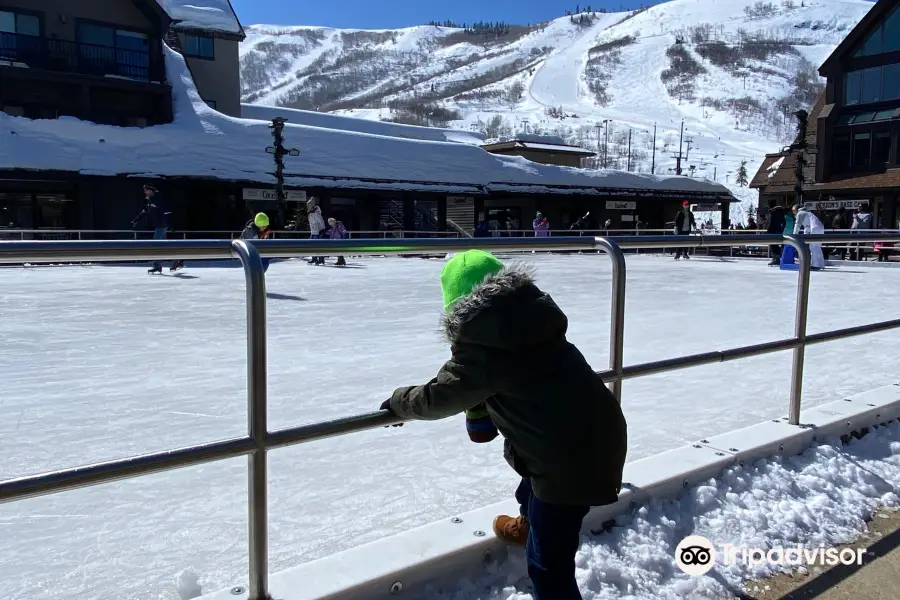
[379,399,403,427]
[466,403,498,443]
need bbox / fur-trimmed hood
[440,265,567,347]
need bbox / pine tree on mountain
[576,4,581,13]
[737,160,749,187]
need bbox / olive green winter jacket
[389,266,627,507]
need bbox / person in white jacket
[306,196,327,265]
[792,204,826,270]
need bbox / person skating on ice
[379,250,627,600]
[131,184,174,274]
[673,200,695,260]
[792,204,826,270]
[306,197,327,266]
[326,217,348,267]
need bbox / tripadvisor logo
[675,535,866,577]
[675,535,717,576]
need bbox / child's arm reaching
[381,348,491,421]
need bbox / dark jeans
[674,230,691,258]
[515,478,589,600]
[153,227,167,271]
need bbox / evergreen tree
[737,160,749,187]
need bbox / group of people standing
[305,196,348,267]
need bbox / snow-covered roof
[0,46,733,200]
[519,142,595,155]
[156,0,243,36]
[240,104,485,146]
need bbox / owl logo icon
[675,535,717,576]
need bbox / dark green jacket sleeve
[389,351,491,421]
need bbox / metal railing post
[595,238,627,402]
[231,239,270,600]
[784,234,811,425]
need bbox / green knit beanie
[440,250,504,310]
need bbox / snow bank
[430,423,900,599]
[240,104,485,146]
[0,47,731,197]
[157,0,242,35]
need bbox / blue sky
[230,0,651,29]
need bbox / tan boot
[493,514,529,548]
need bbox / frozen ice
[1,254,899,599]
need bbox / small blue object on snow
[780,245,799,271]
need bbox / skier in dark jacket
[132,184,175,274]
[380,250,627,600]
[765,199,786,265]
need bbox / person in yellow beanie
[241,212,272,272]
[380,249,627,600]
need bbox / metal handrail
[2,233,900,600]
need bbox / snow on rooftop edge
[426,422,900,599]
[156,0,242,34]
[0,47,731,197]
[240,104,485,146]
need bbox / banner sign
[606,201,636,210]
[243,188,307,202]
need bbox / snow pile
[240,103,485,146]
[430,423,900,599]
[175,568,202,600]
[0,46,730,196]
[157,0,242,35]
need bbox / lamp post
[266,117,300,226]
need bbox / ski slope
[242,0,876,221]
[1,255,900,599]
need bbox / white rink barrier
[202,383,900,600]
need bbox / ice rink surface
[1,254,898,599]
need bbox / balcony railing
[0,31,162,83]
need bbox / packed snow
[1,254,900,599]
[431,422,900,600]
[156,0,243,35]
[0,46,728,196]
[240,0,876,221]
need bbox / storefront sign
[693,203,720,211]
[448,195,475,205]
[606,201,636,210]
[807,199,865,210]
[243,188,307,202]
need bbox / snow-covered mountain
[239,0,875,219]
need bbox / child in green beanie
[380,249,627,600]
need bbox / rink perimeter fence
[2,233,900,600]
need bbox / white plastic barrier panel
[203,383,900,600]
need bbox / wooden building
[752,0,900,227]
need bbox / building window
[873,132,892,165]
[845,64,900,105]
[76,23,151,81]
[855,6,900,56]
[887,6,900,52]
[884,64,900,101]
[846,71,861,105]
[852,132,871,167]
[183,34,214,58]
[861,68,881,103]
[832,134,850,173]
[0,9,40,36]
